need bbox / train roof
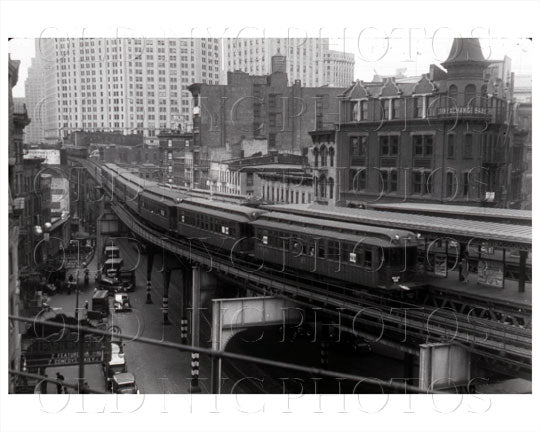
[264,204,532,247]
[183,197,263,217]
[179,202,254,223]
[369,202,532,224]
[253,211,418,247]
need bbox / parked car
[114,293,132,312]
[103,342,127,390]
[111,372,139,394]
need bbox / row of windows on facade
[348,87,503,122]
[262,185,312,204]
[58,60,220,72]
[349,134,495,161]
[348,168,473,197]
[57,38,219,47]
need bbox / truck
[91,289,110,317]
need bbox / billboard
[25,148,61,165]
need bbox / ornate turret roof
[442,38,489,68]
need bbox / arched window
[328,177,334,199]
[329,147,335,167]
[448,84,458,107]
[319,175,327,198]
[320,145,327,166]
[465,84,476,107]
[313,147,319,167]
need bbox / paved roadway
[44,238,406,394]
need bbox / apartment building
[223,38,354,87]
[31,38,221,146]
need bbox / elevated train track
[71,157,532,375]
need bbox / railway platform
[427,268,531,308]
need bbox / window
[379,135,399,156]
[360,100,368,120]
[389,170,398,192]
[392,99,401,119]
[447,134,455,158]
[380,136,389,156]
[413,171,422,194]
[413,135,434,157]
[328,177,334,199]
[320,146,327,166]
[462,171,469,196]
[329,147,335,167]
[465,84,476,107]
[424,135,433,156]
[350,169,366,191]
[448,85,458,104]
[414,97,425,118]
[381,99,389,119]
[464,134,473,159]
[446,171,455,197]
[414,135,423,156]
[350,136,367,158]
[390,136,398,156]
[379,170,388,193]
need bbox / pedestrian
[56,372,65,394]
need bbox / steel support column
[162,268,171,325]
[518,250,528,293]
[145,249,154,304]
[189,266,201,393]
[180,265,191,344]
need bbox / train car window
[180,214,185,223]
[349,252,357,263]
[317,240,326,258]
[327,241,340,261]
[364,249,373,268]
[229,225,236,237]
[262,235,268,245]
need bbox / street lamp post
[70,240,81,321]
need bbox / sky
[8,35,533,98]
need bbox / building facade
[24,56,46,145]
[31,38,221,146]
[189,55,347,155]
[309,38,522,208]
[223,38,354,87]
[158,130,193,186]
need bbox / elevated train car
[176,197,265,253]
[93,161,427,291]
[252,212,421,290]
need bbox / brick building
[309,38,523,208]
[158,130,194,186]
[188,55,347,155]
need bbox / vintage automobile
[103,342,127,390]
[113,293,132,312]
[111,372,139,394]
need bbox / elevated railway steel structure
[68,157,532,378]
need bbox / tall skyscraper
[32,38,221,145]
[24,55,45,145]
[222,38,354,87]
